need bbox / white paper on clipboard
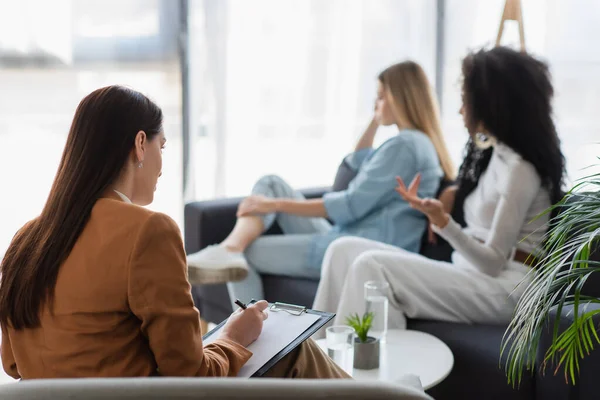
[203,308,321,377]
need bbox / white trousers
[312,237,531,337]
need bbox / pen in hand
[234,299,247,310]
[221,299,269,348]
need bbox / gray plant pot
[353,336,380,370]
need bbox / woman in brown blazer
[0,86,347,380]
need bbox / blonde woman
[188,61,455,305]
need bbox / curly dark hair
[460,47,565,206]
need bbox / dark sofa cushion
[262,275,319,308]
[331,157,358,192]
[417,178,457,262]
[408,320,534,400]
[191,284,231,324]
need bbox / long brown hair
[0,86,163,329]
[379,61,456,180]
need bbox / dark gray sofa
[184,189,600,400]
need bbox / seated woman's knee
[327,236,366,254]
[257,174,285,186]
[351,249,401,282]
[323,236,372,267]
[350,250,383,274]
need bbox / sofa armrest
[2,377,433,399]
[184,187,331,254]
[535,303,600,400]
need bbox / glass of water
[364,280,390,343]
[325,326,355,375]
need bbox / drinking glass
[364,280,390,342]
[325,325,355,375]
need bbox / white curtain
[0,0,72,64]
[189,0,437,199]
[442,0,600,183]
[0,0,182,259]
[189,0,600,200]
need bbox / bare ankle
[221,243,244,253]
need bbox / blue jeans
[227,175,332,305]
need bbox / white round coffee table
[316,329,453,389]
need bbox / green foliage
[504,170,600,385]
[345,312,375,342]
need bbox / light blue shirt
[308,129,443,269]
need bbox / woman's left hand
[237,195,277,217]
[395,174,450,229]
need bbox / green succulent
[345,312,375,343]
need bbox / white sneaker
[187,245,249,285]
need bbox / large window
[187,0,600,201]
[2,0,598,258]
[0,0,183,257]
[187,0,437,199]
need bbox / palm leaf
[503,171,600,385]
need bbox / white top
[432,143,551,277]
[113,190,132,204]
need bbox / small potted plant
[346,312,379,369]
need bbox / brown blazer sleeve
[1,325,20,379]
[128,212,252,377]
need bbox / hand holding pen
[219,299,269,347]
